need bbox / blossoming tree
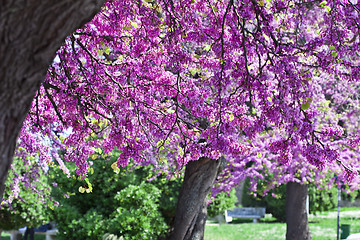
[0,0,106,201]
[214,66,360,238]
[1,0,360,239]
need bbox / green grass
[205,207,360,240]
[0,232,45,240]
[2,208,359,240]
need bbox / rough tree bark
[170,157,221,240]
[0,0,106,200]
[286,182,312,240]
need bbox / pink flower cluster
[7,0,360,203]
[322,126,344,138]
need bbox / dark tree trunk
[0,0,106,200]
[170,157,220,240]
[286,182,312,240]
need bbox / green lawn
[205,220,286,240]
[0,232,45,240]
[205,207,360,240]
[2,208,359,240]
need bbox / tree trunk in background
[0,0,106,200]
[286,182,312,240]
[170,158,220,240]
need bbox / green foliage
[107,183,167,240]
[208,189,238,218]
[49,152,237,239]
[148,175,183,227]
[0,158,52,230]
[242,178,338,222]
[340,184,358,202]
[242,179,286,222]
[308,184,337,213]
[48,156,169,240]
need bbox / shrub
[49,152,238,239]
[208,189,238,218]
[0,157,52,230]
[242,179,286,221]
[107,183,167,239]
[242,178,339,222]
[308,184,337,213]
[49,156,169,240]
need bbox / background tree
[215,43,360,238]
[242,178,338,222]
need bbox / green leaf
[257,0,264,6]
[130,21,139,28]
[189,68,198,75]
[104,46,111,55]
[79,186,85,193]
[331,51,338,57]
[203,44,211,51]
[301,102,310,110]
[156,140,164,147]
[318,1,327,8]
[85,178,92,188]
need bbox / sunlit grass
[2,208,359,240]
[205,207,360,240]
[0,232,45,240]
